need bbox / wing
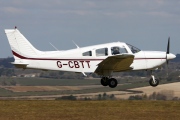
[95,54,134,75]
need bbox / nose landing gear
[149,75,159,87]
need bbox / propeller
[165,37,170,76]
[166,37,170,64]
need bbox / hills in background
[171,54,180,62]
[0,57,14,68]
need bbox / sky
[0,0,180,57]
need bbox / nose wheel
[149,75,159,87]
[100,77,118,88]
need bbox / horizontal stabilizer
[11,62,28,68]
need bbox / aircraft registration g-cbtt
[5,27,176,88]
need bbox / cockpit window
[127,44,141,54]
[83,51,92,56]
[111,47,120,55]
[111,46,128,55]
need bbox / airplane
[5,27,176,88]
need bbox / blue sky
[0,0,180,57]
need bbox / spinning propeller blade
[166,37,170,76]
[166,37,170,64]
[167,37,170,54]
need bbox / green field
[0,100,179,120]
[0,77,100,86]
[0,77,151,97]
[0,77,175,98]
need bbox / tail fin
[5,28,42,60]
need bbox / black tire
[101,77,109,86]
[108,78,118,88]
[149,78,159,87]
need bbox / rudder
[5,28,42,60]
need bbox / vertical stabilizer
[5,29,42,59]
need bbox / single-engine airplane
[5,27,176,88]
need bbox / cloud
[148,11,173,18]
[2,7,25,14]
[1,0,179,18]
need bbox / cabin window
[83,51,92,56]
[126,44,141,54]
[96,48,108,56]
[111,46,127,55]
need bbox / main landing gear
[149,75,159,87]
[101,77,118,88]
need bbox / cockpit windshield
[126,43,141,54]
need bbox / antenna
[49,42,59,51]
[72,40,79,48]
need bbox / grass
[0,77,177,97]
[0,77,147,97]
[0,100,179,120]
[0,82,149,97]
[0,77,100,86]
